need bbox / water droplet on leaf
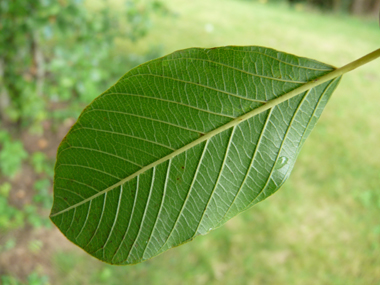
[275,156,288,169]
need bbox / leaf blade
[50,46,341,264]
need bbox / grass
[53,0,380,284]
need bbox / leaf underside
[50,46,341,265]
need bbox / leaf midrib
[50,65,340,218]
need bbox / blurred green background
[0,0,379,284]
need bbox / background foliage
[0,0,379,284]
[244,0,380,14]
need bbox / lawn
[12,0,380,284]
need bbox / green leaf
[50,46,341,265]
